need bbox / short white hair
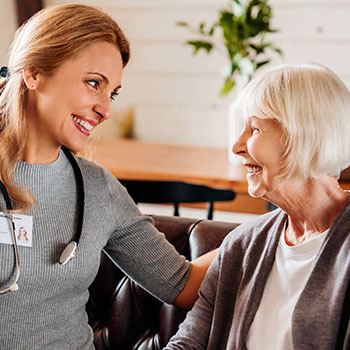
[232,63,350,180]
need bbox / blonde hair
[232,63,350,180]
[0,4,130,211]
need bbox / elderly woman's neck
[269,175,349,245]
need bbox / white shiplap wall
[5,0,350,147]
[0,0,17,66]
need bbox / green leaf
[187,40,213,54]
[274,48,283,57]
[269,45,284,57]
[248,43,263,54]
[208,23,218,36]
[220,77,236,96]
[256,60,270,69]
[199,21,206,34]
[176,21,189,27]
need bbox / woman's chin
[247,184,267,199]
[63,139,87,153]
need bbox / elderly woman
[165,63,350,349]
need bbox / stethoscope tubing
[0,179,20,294]
[0,146,84,292]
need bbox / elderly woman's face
[232,116,284,199]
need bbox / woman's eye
[88,80,99,89]
[252,127,260,134]
[110,91,119,101]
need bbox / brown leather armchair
[87,215,240,350]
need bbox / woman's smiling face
[23,41,123,162]
[232,116,285,199]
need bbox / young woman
[0,5,215,349]
[165,63,350,349]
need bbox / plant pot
[227,102,244,164]
[227,79,245,164]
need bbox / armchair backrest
[87,215,240,350]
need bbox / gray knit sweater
[0,150,191,349]
[165,206,350,349]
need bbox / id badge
[0,211,33,247]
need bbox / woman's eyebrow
[247,115,258,122]
[87,71,121,90]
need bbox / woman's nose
[94,94,112,120]
[232,131,247,156]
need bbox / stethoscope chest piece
[59,241,77,265]
[58,146,85,266]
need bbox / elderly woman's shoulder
[222,208,285,250]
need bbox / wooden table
[84,139,267,213]
[84,138,350,214]
[87,139,247,190]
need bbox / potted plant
[177,0,282,162]
[177,0,283,97]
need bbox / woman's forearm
[173,248,218,309]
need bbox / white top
[246,225,328,349]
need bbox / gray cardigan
[165,205,350,349]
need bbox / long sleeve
[89,163,191,304]
[0,151,192,350]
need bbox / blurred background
[2,0,350,221]
[2,0,350,149]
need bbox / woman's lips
[72,115,97,136]
[246,165,263,174]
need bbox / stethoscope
[0,146,84,294]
